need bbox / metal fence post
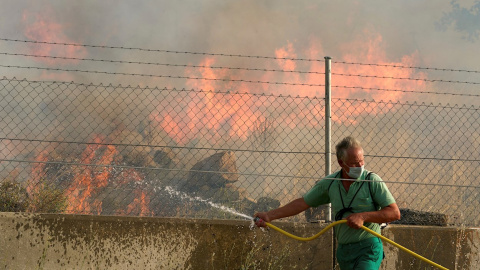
[324,56,335,270]
[325,56,332,221]
[325,56,332,222]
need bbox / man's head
[336,136,365,178]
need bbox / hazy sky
[0,0,479,105]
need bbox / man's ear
[338,159,344,166]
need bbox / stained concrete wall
[381,225,480,270]
[1,212,479,270]
[0,212,333,270]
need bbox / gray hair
[335,136,362,161]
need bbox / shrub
[0,180,29,212]
[27,182,68,213]
[0,178,68,213]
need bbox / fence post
[324,56,332,222]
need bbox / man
[254,136,400,270]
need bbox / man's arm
[346,203,401,229]
[254,197,311,227]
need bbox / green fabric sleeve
[303,172,339,207]
[370,173,396,208]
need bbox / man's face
[339,147,364,173]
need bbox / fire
[329,31,427,123]
[151,30,427,143]
[120,189,154,217]
[22,9,87,66]
[65,135,114,214]
[150,57,262,144]
[26,133,154,216]
[59,133,154,216]
[275,43,297,71]
[27,148,49,199]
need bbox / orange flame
[120,189,154,217]
[152,30,427,144]
[65,135,117,214]
[150,57,262,144]
[27,135,155,216]
[22,9,87,66]
[27,149,49,197]
[61,133,154,216]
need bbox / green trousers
[336,237,384,270]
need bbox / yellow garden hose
[257,219,449,270]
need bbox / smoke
[0,1,479,223]
[1,0,478,144]
[1,1,474,95]
[1,0,478,149]
[436,0,480,42]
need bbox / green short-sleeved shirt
[303,169,396,244]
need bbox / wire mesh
[0,77,478,226]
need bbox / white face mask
[347,165,364,179]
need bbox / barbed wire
[0,64,326,87]
[2,38,480,74]
[335,60,480,74]
[2,76,479,107]
[0,38,322,62]
[0,76,324,99]
[3,51,480,87]
[2,158,479,189]
[332,72,480,85]
[0,52,324,75]
[337,97,480,110]
[2,64,480,99]
[1,57,479,98]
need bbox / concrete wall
[381,225,480,270]
[0,212,333,270]
[1,212,479,270]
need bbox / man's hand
[345,203,401,229]
[253,198,311,228]
[253,212,270,227]
[345,212,365,229]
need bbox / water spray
[253,217,448,270]
[164,186,254,220]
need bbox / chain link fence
[0,77,479,226]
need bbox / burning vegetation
[1,12,452,221]
[4,121,276,219]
